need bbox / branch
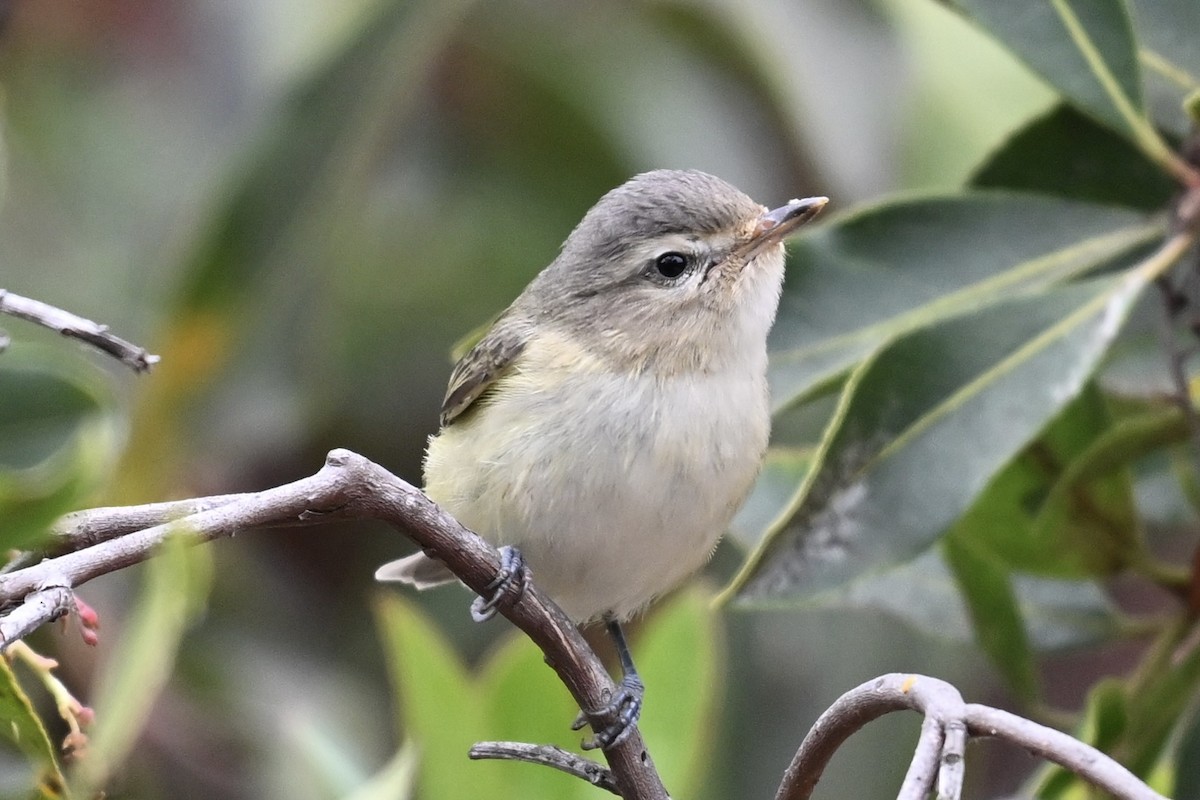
[774,673,1167,800]
[45,493,282,555]
[0,492,333,574]
[469,741,618,794]
[964,704,1163,800]
[0,587,74,644]
[0,289,159,373]
[0,450,668,800]
[897,714,944,800]
[5,459,1162,800]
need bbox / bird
[376,169,827,747]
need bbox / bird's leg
[469,546,528,622]
[574,614,645,750]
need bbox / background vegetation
[2,0,1199,797]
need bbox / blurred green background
[0,0,1078,797]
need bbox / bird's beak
[734,196,829,262]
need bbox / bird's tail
[374,552,457,589]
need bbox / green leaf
[1130,0,1200,89]
[470,5,783,185]
[374,595,501,800]
[634,587,721,799]
[1077,406,1191,481]
[727,265,1162,606]
[1011,575,1117,650]
[0,658,67,798]
[954,384,1139,579]
[379,590,721,800]
[770,192,1158,409]
[278,711,381,800]
[948,444,1070,575]
[175,0,478,315]
[971,103,1176,210]
[0,360,97,471]
[1035,678,1128,798]
[480,590,721,799]
[1176,706,1200,800]
[1044,622,1200,794]
[1128,0,1200,135]
[481,635,576,745]
[1123,633,1200,776]
[0,100,8,209]
[478,635,587,799]
[0,350,123,551]
[71,536,213,794]
[728,447,814,550]
[805,546,1114,652]
[824,548,975,641]
[948,0,1144,139]
[1030,405,1182,559]
[120,0,480,499]
[888,0,1059,190]
[943,533,1039,702]
[343,742,418,800]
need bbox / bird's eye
[654,252,690,279]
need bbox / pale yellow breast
[423,328,770,621]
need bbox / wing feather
[439,318,527,427]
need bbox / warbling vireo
[376,169,827,747]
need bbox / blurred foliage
[2,0,1200,798]
[726,0,1200,796]
[71,537,212,795]
[0,658,64,798]
[0,347,124,553]
[376,587,717,799]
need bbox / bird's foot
[573,670,645,751]
[469,546,528,622]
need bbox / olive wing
[439,321,527,427]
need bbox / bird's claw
[469,546,528,622]
[576,673,645,751]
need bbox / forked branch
[0,450,668,800]
[0,455,1173,799]
[775,674,1167,800]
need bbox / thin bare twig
[773,673,1166,800]
[964,704,1165,800]
[46,493,292,554]
[0,491,334,574]
[1,464,1178,800]
[0,289,159,373]
[469,741,618,794]
[0,449,668,800]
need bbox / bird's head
[529,169,827,375]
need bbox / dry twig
[0,460,1174,799]
[774,674,1168,800]
[0,450,668,800]
[0,289,159,373]
[469,741,618,793]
